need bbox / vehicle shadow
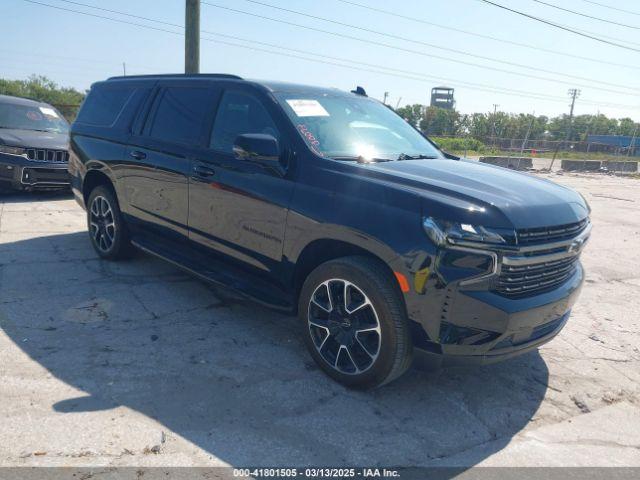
[0,231,550,467]
[0,189,73,203]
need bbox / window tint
[210,91,279,153]
[148,87,212,145]
[76,86,134,126]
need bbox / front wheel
[299,256,413,389]
[86,185,132,260]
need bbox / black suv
[0,94,70,191]
[69,74,590,388]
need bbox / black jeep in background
[69,74,590,388]
[0,94,70,192]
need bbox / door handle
[193,165,215,178]
[130,150,147,160]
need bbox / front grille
[21,166,70,186]
[26,148,69,163]
[495,255,579,297]
[517,218,589,245]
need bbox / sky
[2,0,640,120]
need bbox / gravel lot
[0,172,639,468]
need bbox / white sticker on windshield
[39,107,59,118]
[286,99,329,117]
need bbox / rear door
[188,87,295,275]
[124,81,218,243]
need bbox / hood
[0,128,69,150]
[361,158,589,229]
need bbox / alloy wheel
[89,195,116,253]
[307,278,382,375]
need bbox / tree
[617,118,637,137]
[419,106,460,136]
[395,104,423,128]
[398,101,636,143]
[0,75,85,120]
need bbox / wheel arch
[82,167,116,205]
[292,238,403,311]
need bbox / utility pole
[383,92,389,105]
[584,113,596,155]
[587,109,600,154]
[122,62,126,76]
[628,124,638,157]
[550,89,580,171]
[395,97,402,109]
[185,0,200,74]
[520,111,535,156]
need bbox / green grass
[444,149,637,162]
[431,137,638,162]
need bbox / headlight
[0,145,26,156]
[423,217,515,247]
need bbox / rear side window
[147,87,212,145]
[210,91,280,153]
[76,86,134,126]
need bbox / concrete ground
[0,172,639,468]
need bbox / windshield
[275,92,442,161]
[0,102,69,133]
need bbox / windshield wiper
[397,153,440,160]
[331,155,393,163]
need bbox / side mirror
[233,133,281,170]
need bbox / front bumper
[415,266,582,367]
[392,228,588,367]
[413,274,581,368]
[0,153,70,190]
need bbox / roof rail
[106,73,243,81]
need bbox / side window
[147,87,212,145]
[76,86,134,126]
[210,91,280,154]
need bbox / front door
[188,88,295,276]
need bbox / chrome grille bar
[517,218,589,245]
[26,148,69,163]
[493,221,590,298]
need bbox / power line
[52,0,185,26]
[200,1,640,94]
[20,0,185,34]
[199,32,636,109]
[26,0,640,94]
[204,34,572,103]
[209,0,640,92]
[16,0,640,111]
[476,0,640,52]
[531,0,640,30]
[579,0,640,17]
[0,48,160,71]
[332,0,640,71]
[200,35,636,110]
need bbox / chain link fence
[432,134,639,160]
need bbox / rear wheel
[87,185,132,260]
[299,256,412,388]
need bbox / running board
[131,238,295,313]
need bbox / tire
[299,256,413,389]
[86,185,132,260]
